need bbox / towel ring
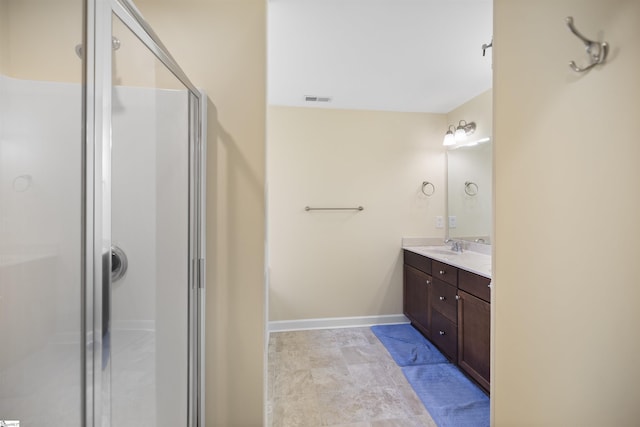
[464,181,478,196]
[421,181,435,197]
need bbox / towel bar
[304,206,364,211]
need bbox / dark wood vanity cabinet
[457,269,491,391]
[457,290,490,391]
[403,249,491,393]
[403,252,432,338]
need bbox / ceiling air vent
[304,95,332,103]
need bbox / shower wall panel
[110,83,189,427]
[111,86,158,329]
[0,77,82,426]
[153,88,190,427]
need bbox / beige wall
[136,1,266,426]
[268,106,446,322]
[0,0,82,82]
[0,0,157,86]
[0,0,6,74]
[493,0,640,425]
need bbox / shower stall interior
[0,0,206,425]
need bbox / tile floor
[267,327,438,427]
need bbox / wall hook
[481,38,492,57]
[565,16,609,72]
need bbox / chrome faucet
[450,240,463,253]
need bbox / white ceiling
[268,0,493,114]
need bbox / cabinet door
[404,264,431,337]
[457,290,490,392]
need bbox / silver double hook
[565,16,609,73]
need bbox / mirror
[447,140,492,244]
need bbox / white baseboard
[268,314,409,333]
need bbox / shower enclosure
[0,0,206,426]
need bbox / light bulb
[443,130,455,146]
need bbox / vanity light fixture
[443,125,456,146]
[443,120,477,146]
[455,120,476,140]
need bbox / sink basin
[425,248,460,256]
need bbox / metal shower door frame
[83,0,206,425]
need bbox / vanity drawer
[431,278,457,323]
[431,310,457,361]
[433,260,458,286]
[404,250,432,275]
[459,269,491,303]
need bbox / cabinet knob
[439,270,445,275]
[439,296,446,301]
[439,330,446,336]
[455,295,461,300]
[425,279,431,285]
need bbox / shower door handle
[102,250,111,349]
[111,245,128,282]
[100,244,128,342]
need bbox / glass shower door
[106,10,202,427]
[0,0,204,425]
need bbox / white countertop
[403,245,492,278]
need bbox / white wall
[111,86,158,329]
[493,0,640,425]
[0,76,82,335]
[268,106,446,322]
[0,77,82,426]
[110,86,190,331]
[153,88,190,427]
